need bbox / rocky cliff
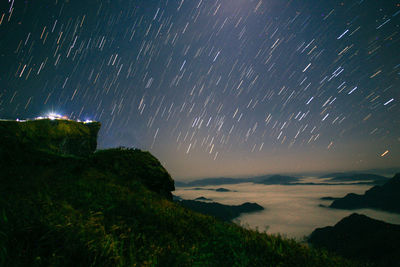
[0,119,100,157]
[0,118,174,199]
[91,148,175,199]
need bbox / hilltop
[330,173,400,213]
[0,118,100,157]
[0,119,359,266]
[309,213,400,266]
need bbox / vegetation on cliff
[0,119,361,266]
[0,119,100,157]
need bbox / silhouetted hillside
[309,213,400,266]
[254,175,300,185]
[0,119,361,266]
[330,173,400,213]
[327,173,388,182]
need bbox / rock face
[309,213,400,265]
[91,148,175,199]
[330,173,400,213]
[0,118,174,200]
[0,119,100,157]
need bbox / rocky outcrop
[91,148,175,199]
[0,119,100,157]
[0,118,174,200]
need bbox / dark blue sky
[1,0,399,179]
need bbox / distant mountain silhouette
[215,188,232,192]
[176,199,264,221]
[189,187,236,192]
[329,173,400,213]
[254,175,300,185]
[319,172,347,178]
[194,196,212,201]
[175,177,254,187]
[319,168,400,178]
[326,173,388,182]
[287,181,382,186]
[176,175,384,187]
[176,174,302,187]
[309,213,400,265]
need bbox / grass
[0,145,365,266]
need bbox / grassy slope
[0,147,360,267]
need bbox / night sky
[1,0,399,179]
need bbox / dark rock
[309,213,400,265]
[91,148,175,200]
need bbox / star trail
[0,0,399,179]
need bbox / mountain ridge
[330,173,400,213]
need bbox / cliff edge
[0,118,174,199]
[0,119,100,157]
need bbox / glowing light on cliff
[47,112,62,120]
[34,112,68,120]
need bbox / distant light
[84,120,93,124]
[35,112,69,120]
